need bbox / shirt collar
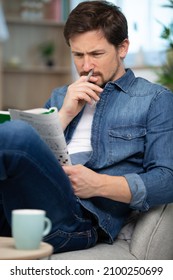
[110,68,135,93]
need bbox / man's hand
[59,76,103,130]
[63,164,103,198]
[63,164,132,203]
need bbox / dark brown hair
[64,1,128,47]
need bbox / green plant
[159,0,173,50]
[156,0,173,91]
[38,40,55,67]
[39,41,55,58]
[157,61,173,91]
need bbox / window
[105,0,173,66]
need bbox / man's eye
[74,53,83,58]
[92,53,104,57]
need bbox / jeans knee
[0,120,40,151]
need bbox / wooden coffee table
[0,237,53,260]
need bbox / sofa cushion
[51,211,139,260]
[50,239,136,260]
[130,204,173,260]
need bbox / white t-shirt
[67,103,95,163]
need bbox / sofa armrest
[130,203,173,259]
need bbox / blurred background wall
[0,0,172,110]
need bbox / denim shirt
[45,69,173,242]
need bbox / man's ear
[118,39,130,59]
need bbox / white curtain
[0,2,9,42]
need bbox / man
[1,1,173,253]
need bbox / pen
[86,69,97,107]
[86,69,93,81]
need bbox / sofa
[50,203,173,260]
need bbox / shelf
[2,0,72,110]
[3,65,71,75]
[6,16,65,27]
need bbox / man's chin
[93,76,106,87]
[96,78,107,88]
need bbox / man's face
[69,30,129,86]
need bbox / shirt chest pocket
[108,125,146,164]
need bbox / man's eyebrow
[71,51,82,54]
[72,49,105,54]
[90,49,105,53]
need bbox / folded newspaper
[0,107,71,165]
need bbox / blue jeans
[0,120,98,253]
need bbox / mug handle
[43,217,52,236]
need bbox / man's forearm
[99,174,132,204]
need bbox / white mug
[12,209,52,250]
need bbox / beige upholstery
[51,203,173,260]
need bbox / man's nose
[83,55,94,72]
